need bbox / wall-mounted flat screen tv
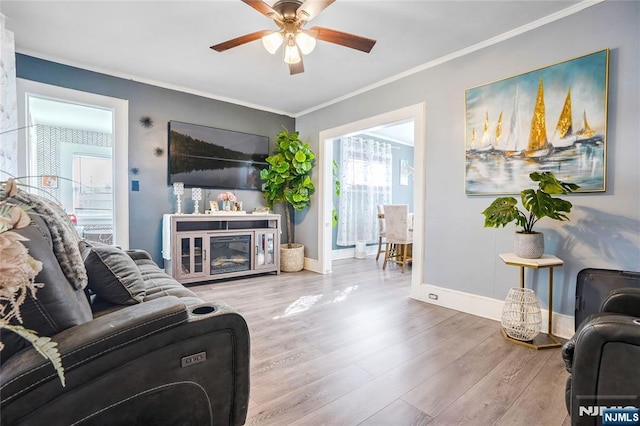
[168,121,269,190]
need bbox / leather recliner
[0,209,250,425]
[562,287,640,426]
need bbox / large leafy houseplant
[482,171,580,232]
[260,127,315,247]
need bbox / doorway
[317,103,426,291]
[331,120,414,259]
[17,79,130,247]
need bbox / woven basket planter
[501,288,542,341]
[280,243,304,272]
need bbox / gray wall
[16,54,295,263]
[295,1,640,315]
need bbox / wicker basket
[501,288,542,341]
[280,244,304,272]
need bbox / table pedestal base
[499,253,565,350]
[500,328,562,350]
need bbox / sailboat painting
[465,49,608,195]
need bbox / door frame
[16,79,130,248]
[317,103,426,290]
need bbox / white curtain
[336,137,392,246]
[0,13,18,180]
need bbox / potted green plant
[260,127,315,272]
[482,171,579,258]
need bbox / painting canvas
[465,49,608,195]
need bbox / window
[336,137,392,246]
[72,154,113,211]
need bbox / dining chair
[382,204,413,273]
[376,204,386,261]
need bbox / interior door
[17,79,129,247]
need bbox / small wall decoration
[400,159,412,186]
[153,147,164,157]
[41,175,58,189]
[139,116,154,128]
[464,49,609,195]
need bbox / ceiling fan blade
[296,0,335,22]
[210,30,271,52]
[289,58,305,75]
[309,26,376,53]
[241,0,280,19]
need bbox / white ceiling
[364,119,414,146]
[3,1,591,118]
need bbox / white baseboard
[307,246,379,273]
[331,245,379,261]
[332,248,356,261]
[411,283,575,339]
[304,257,325,274]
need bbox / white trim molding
[16,79,130,248]
[331,245,379,261]
[316,102,426,289]
[304,256,322,274]
[412,283,575,340]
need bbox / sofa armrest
[564,288,640,375]
[601,287,640,317]
[569,313,640,420]
[1,296,189,398]
[1,297,250,426]
[561,338,576,374]
[563,314,595,374]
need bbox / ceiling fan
[210,0,377,75]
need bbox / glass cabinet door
[178,235,205,278]
[255,231,276,270]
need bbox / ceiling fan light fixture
[295,31,316,55]
[283,40,301,64]
[262,31,284,54]
[211,0,376,74]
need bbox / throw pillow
[81,241,145,305]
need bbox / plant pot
[280,243,304,272]
[514,232,544,259]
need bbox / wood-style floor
[192,257,571,426]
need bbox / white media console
[162,213,281,284]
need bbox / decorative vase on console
[217,191,236,212]
[192,188,202,215]
[173,182,184,214]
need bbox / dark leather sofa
[0,212,250,425]
[562,287,640,426]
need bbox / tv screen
[168,121,269,190]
